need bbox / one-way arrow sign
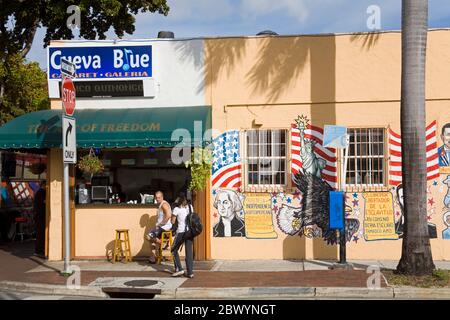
[63,116,77,163]
[65,122,73,147]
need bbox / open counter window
[75,148,191,206]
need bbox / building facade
[1,29,450,261]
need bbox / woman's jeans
[171,232,194,275]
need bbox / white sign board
[63,116,77,163]
[323,125,348,149]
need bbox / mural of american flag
[388,120,440,186]
[211,130,242,189]
[291,124,338,189]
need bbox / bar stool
[157,231,173,264]
[15,217,28,242]
[113,229,132,263]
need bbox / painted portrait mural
[210,130,246,238]
[212,189,246,237]
[393,183,438,239]
[438,123,450,167]
[443,211,450,240]
[440,122,450,240]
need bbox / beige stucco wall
[206,30,450,261]
[47,149,63,261]
[75,207,157,258]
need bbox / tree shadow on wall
[175,38,249,95]
[245,37,309,103]
[349,32,381,51]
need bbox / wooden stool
[157,231,173,264]
[113,229,132,263]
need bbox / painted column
[48,148,64,261]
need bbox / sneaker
[171,270,185,277]
[185,273,194,279]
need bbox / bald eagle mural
[275,115,360,244]
[291,171,360,245]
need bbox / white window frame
[345,127,387,188]
[243,129,288,190]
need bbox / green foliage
[0,54,49,125]
[386,269,450,288]
[432,269,450,282]
[1,0,170,57]
[184,147,213,191]
[77,151,104,177]
[0,1,169,124]
[29,162,47,175]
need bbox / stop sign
[62,77,76,116]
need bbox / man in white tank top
[145,191,172,263]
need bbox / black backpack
[186,204,203,238]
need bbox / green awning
[0,106,211,149]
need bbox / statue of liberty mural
[296,116,326,178]
[289,115,360,244]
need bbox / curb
[174,287,316,299]
[173,287,391,299]
[393,287,450,299]
[2,281,450,299]
[171,286,450,299]
[315,287,394,299]
[0,281,108,298]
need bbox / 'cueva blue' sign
[48,45,152,80]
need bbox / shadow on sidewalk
[0,240,61,280]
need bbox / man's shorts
[148,227,164,239]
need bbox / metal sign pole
[339,135,350,264]
[323,126,352,269]
[63,161,70,274]
[60,66,77,275]
[61,74,71,275]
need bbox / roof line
[48,28,450,45]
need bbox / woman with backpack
[170,194,195,278]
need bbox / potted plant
[184,147,213,191]
[77,148,104,180]
[29,162,46,175]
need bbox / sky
[27,0,450,69]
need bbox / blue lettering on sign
[329,191,344,230]
[48,46,152,80]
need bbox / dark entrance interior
[0,150,47,256]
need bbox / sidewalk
[1,241,450,299]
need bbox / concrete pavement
[23,258,450,274]
[2,240,450,300]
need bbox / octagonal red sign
[62,77,76,116]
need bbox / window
[346,128,386,186]
[1,152,46,181]
[245,129,287,186]
[75,149,191,205]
